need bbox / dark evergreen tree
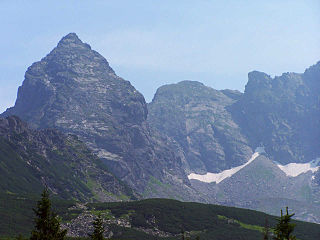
[263,217,270,240]
[89,214,105,240]
[15,234,25,240]
[181,228,185,240]
[30,188,67,240]
[273,207,296,240]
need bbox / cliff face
[0,116,135,201]
[149,62,320,168]
[148,81,252,173]
[1,33,189,195]
[231,62,320,164]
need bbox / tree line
[15,188,296,240]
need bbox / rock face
[1,33,189,196]
[148,81,252,173]
[231,63,320,164]
[0,116,135,201]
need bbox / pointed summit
[60,32,81,42]
[56,32,91,50]
[1,33,189,196]
[42,32,114,75]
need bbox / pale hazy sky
[1,0,320,113]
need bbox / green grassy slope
[0,193,75,238]
[0,119,136,202]
[89,199,320,240]
[0,138,43,195]
[2,195,319,240]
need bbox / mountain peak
[248,71,271,81]
[177,80,204,86]
[304,60,320,82]
[58,32,82,44]
[56,32,91,51]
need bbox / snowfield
[188,147,264,184]
[188,146,320,183]
[277,158,320,177]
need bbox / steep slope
[218,155,310,202]
[0,116,135,201]
[231,62,320,164]
[148,81,252,173]
[219,154,320,222]
[1,33,191,198]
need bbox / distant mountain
[148,62,320,223]
[0,115,135,201]
[231,63,320,164]
[148,62,320,170]
[148,81,252,173]
[1,33,198,200]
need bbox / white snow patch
[277,158,320,177]
[255,146,266,154]
[188,148,263,184]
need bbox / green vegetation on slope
[1,195,320,240]
[88,199,320,240]
[0,116,136,202]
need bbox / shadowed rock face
[0,115,136,201]
[1,33,189,193]
[231,62,320,164]
[148,81,252,173]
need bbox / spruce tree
[181,228,185,240]
[15,234,25,240]
[273,207,296,240]
[30,188,67,240]
[263,217,270,240]
[89,214,105,240]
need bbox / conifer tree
[15,234,25,240]
[89,213,105,240]
[263,217,270,240]
[273,207,296,240]
[30,188,67,240]
[181,228,185,240]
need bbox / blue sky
[1,0,319,113]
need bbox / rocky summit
[1,33,195,199]
[148,81,252,174]
[147,64,320,223]
[231,62,320,164]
